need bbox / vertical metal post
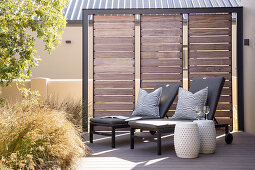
[236,8,244,131]
[135,14,141,105]
[88,15,94,131]
[183,14,189,90]
[82,11,89,132]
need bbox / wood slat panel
[141,52,181,58]
[141,44,182,51]
[94,37,134,44]
[214,111,233,117]
[215,117,233,125]
[94,15,134,22]
[94,22,134,29]
[189,59,231,65]
[94,89,135,95]
[189,51,231,58]
[141,29,182,36]
[141,67,182,73]
[219,95,232,102]
[94,81,134,88]
[94,74,134,80]
[141,37,182,44]
[141,21,182,29]
[94,30,134,37]
[94,58,134,66]
[94,52,134,58]
[189,14,232,21]
[189,66,231,72]
[141,15,182,22]
[189,44,231,50]
[221,88,232,95]
[94,96,135,102]
[141,74,182,80]
[94,103,134,110]
[189,21,231,28]
[141,59,182,66]
[189,36,231,43]
[217,104,232,110]
[189,29,231,36]
[94,66,134,73]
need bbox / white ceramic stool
[174,122,200,158]
[194,120,216,154]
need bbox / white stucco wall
[31,26,82,79]
[242,0,255,135]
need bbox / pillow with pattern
[132,87,162,118]
[172,87,208,120]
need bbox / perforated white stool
[174,122,200,158]
[194,120,216,154]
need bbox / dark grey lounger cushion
[132,87,162,118]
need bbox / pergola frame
[82,7,244,132]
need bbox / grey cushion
[172,87,208,120]
[132,87,162,118]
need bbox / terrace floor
[77,131,255,170]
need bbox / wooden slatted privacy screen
[188,14,233,128]
[140,14,183,117]
[93,15,135,119]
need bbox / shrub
[0,101,90,169]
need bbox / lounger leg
[90,123,94,143]
[157,131,162,155]
[225,124,229,134]
[130,128,135,149]
[112,127,116,148]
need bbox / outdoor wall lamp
[65,40,71,44]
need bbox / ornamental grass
[0,101,90,169]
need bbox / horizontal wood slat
[94,111,132,117]
[189,44,231,51]
[189,51,231,58]
[189,21,231,28]
[141,59,182,66]
[94,44,134,51]
[94,74,134,80]
[141,21,182,29]
[189,14,232,21]
[189,74,231,80]
[94,89,135,95]
[94,22,134,29]
[94,66,134,73]
[94,96,135,103]
[94,15,134,22]
[94,58,134,66]
[94,81,134,88]
[94,29,134,37]
[141,67,182,73]
[141,74,182,80]
[94,103,134,110]
[141,29,182,36]
[141,37,182,44]
[94,37,134,44]
[189,59,231,65]
[189,66,231,72]
[141,15,182,22]
[189,29,231,36]
[141,52,181,58]
[189,36,231,43]
[141,81,182,88]
[141,44,182,51]
[94,52,134,58]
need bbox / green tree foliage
[0,0,69,87]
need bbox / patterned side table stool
[194,120,216,154]
[174,122,200,158]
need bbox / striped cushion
[172,87,208,120]
[132,87,162,118]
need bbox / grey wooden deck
[77,132,255,170]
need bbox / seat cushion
[90,115,157,125]
[172,87,208,120]
[128,119,193,131]
[132,87,162,118]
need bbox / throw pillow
[172,87,208,120]
[132,87,162,118]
